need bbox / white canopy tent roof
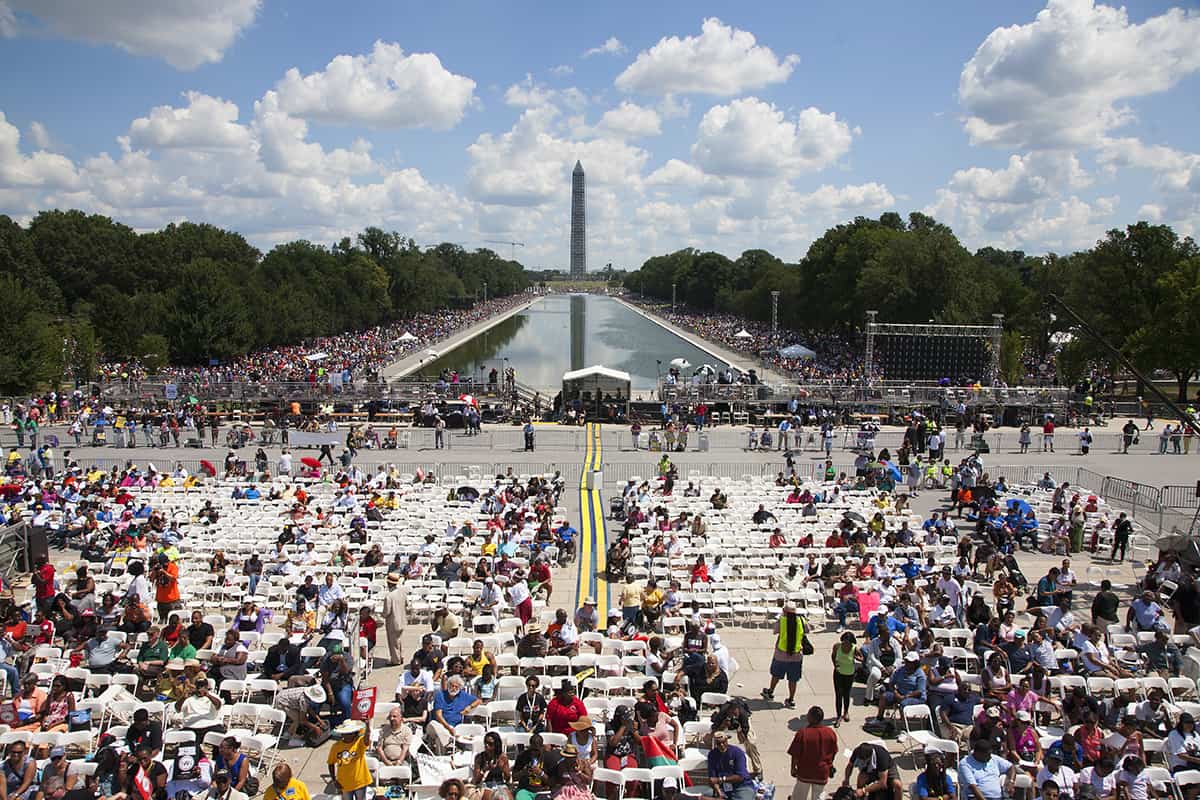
[562,365,632,403]
[398,331,418,342]
[734,329,753,339]
[303,352,329,362]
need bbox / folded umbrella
[199,460,216,477]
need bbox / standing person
[1019,424,1031,454]
[760,603,805,709]
[1122,420,1139,453]
[1078,428,1092,455]
[382,574,407,667]
[788,706,839,800]
[1111,513,1133,563]
[1042,417,1055,452]
[327,720,372,800]
[523,419,535,452]
[831,632,858,725]
[434,416,446,450]
[631,421,642,450]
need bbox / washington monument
[570,160,586,276]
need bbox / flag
[351,687,377,721]
[639,735,690,786]
[133,766,152,800]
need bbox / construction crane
[484,239,525,261]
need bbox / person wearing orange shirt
[152,553,180,623]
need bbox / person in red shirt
[825,531,845,548]
[529,558,553,603]
[788,706,840,800]
[32,556,55,615]
[545,679,587,735]
[1042,418,1056,452]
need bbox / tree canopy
[624,214,1200,400]
[0,212,530,391]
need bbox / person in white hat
[876,650,927,719]
[273,684,328,746]
[574,597,598,632]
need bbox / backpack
[862,717,899,739]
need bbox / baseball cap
[904,652,920,663]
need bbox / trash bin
[698,433,710,452]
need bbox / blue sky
[1,0,1198,269]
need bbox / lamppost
[672,283,677,312]
[771,291,780,335]
[483,282,488,303]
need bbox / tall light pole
[672,283,677,312]
[483,282,488,303]
[771,290,780,335]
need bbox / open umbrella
[1006,498,1033,516]
[669,358,691,369]
[199,460,216,477]
[459,394,478,407]
[456,486,481,501]
[301,456,321,469]
[734,329,753,339]
[426,349,439,357]
[398,332,418,343]
[693,364,716,376]
[843,511,867,524]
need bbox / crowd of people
[0,400,1192,800]
[94,295,531,388]
[630,300,867,383]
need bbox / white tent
[562,365,632,404]
[398,332,418,342]
[303,352,329,362]
[669,358,691,369]
[734,329,753,339]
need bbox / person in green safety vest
[761,603,806,709]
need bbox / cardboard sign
[351,687,377,721]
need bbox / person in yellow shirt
[619,574,642,626]
[264,764,310,800]
[327,720,372,800]
[641,578,665,629]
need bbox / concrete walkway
[612,296,791,384]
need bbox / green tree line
[0,211,529,393]
[624,212,1200,400]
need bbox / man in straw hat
[327,719,371,800]
[382,573,407,666]
[273,684,328,746]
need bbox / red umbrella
[301,456,321,469]
[199,460,217,477]
[459,394,478,407]
[0,484,22,498]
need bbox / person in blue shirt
[916,751,957,800]
[244,486,261,500]
[958,740,1016,800]
[866,607,907,640]
[877,651,926,718]
[427,675,480,754]
[706,731,754,800]
[900,557,922,580]
[554,522,576,564]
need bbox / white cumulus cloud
[615,18,798,96]
[959,0,1200,149]
[0,112,79,189]
[599,102,661,139]
[584,37,626,57]
[271,40,476,130]
[3,0,260,69]
[948,152,1091,204]
[691,98,853,178]
[129,92,254,151]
